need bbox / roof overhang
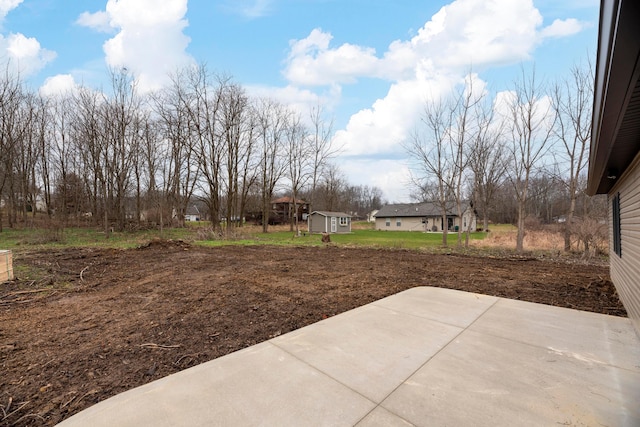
[588,0,640,195]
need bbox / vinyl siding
[374,210,476,232]
[375,217,425,231]
[308,213,351,234]
[610,151,640,336]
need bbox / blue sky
[0,0,600,202]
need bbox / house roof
[311,211,352,217]
[588,0,640,195]
[272,196,308,204]
[185,205,200,216]
[375,201,469,218]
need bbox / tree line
[0,64,384,235]
[406,62,604,253]
[0,59,604,252]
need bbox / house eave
[588,0,640,195]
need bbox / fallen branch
[60,393,78,410]
[139,343,182,349]
[80,266,89,282]
[1,289,52,298]
[1,400,30,422]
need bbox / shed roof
[311,211,352,217]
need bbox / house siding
[308,212,351,234]
[610,151,640,335]
[308,214,325,234]
[375,217,425,231]
[374,210,476,232]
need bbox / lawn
[0,224,486,252]
[240,228,486,250]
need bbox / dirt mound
[136,238,191,250]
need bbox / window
[396,218,402,227]
[339,217,348,226]
[385,218,391,226]
[612,193,622,257]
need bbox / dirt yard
[0,241,624,426]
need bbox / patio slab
[58,287,640,427]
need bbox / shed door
[331,216,337,232]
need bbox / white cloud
[246,83,341,121]
[40,74,78,97]
[80,0,193,93]
[285,29,379,86]
[284,0,552,88]
[0,1,55,76]
[236,0,272,19]
[539,18,584,39]
[297,0,584,155]
[0,0,22,20]
[280,0,589,200]
[219,0,273,19]
[76,11,113,33]
[0,32,55,76]
[336,157,413,203]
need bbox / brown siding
[610,151,640,335]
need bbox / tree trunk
[441,214,448,246]
[516,199,526,252]
[564,195,577,252]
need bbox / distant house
[375,201,477,232]
[367,209,379,223]
[308,211,352,234]
[588,0,640,335]
[185,205,201,222]
[271,196,310,224]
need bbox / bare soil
[0,241,624,426]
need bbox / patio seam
[353,294,503,425]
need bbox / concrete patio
[58,287,640,426]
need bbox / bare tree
[102,68,143,231]
[13,92,39,224]
[504,67,556,252]
[315,163,347,212]
[219,81,249,232]
[72,86,104,230]
[237,102,259,228]
[551,60,593,251]
[183,66,225,229]
[48,93,76,224]
[469,102,506,232]
[0,66,27,230]
[285,113,311,234]
[35,93,53,219]
[255,98,289,232]
[152,68,199,228]
[308,104,336,213]
[406,98,453,246]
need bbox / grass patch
[1,224,488,251]
[3,223,587,256]
[0,226,196,251]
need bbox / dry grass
[471,224,609,255]
[471,228,564,251]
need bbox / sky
[0,0,600,203]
